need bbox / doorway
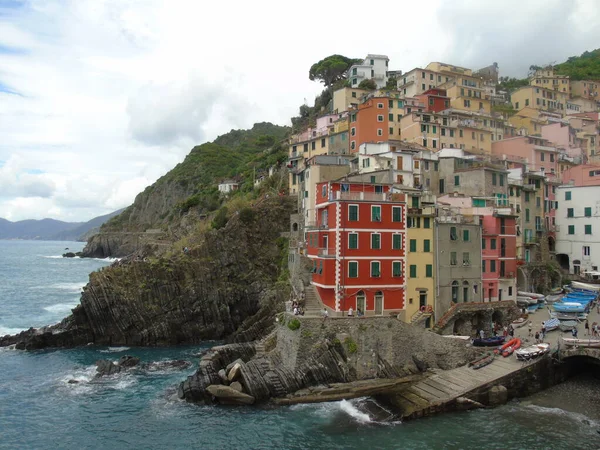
[356,291,366,315]
[498,288,503,302]
[322,235,328,252]
[419,292,427,308]
[488,288,493,301]
[375,291,384,315]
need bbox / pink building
[561,164,600,187]
[541,123,585,165]
[492,136,558,175]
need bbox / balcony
[333,191,389,202]
[534,144,556,152]
[305,221,328,230]
[500,271,515,279]
[317,248,336,258]
[493,207,516,217]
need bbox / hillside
[555,49,600,80]
[51,208,126,241]
[82,122,289,257]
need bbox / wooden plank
[425,378,460,396]
[402,390,435,409]
[410,386,440,402]
[442,373,474,390]
[416,382,452,399]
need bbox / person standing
[585,319,590,336]
[528,321,533,337]
[479,329,485,340]
[509,324,514,338]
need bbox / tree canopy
[555,49,600,80]
[358,78,377,90]
[309,54,362,88]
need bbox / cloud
[0,156,56,199]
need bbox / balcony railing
[317,248,336,258]
[500,271,515,279]
[332,191,389,202]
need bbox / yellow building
[332,87,370,114]
[425,62,473,77]
[511,86,569,114]
[508,107,548,135]
[570,80,600,101]
[439,75,491,114]
[404,192,436,327]
[530,69,570,94]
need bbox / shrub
[288,318,301,331]
[344,337,358,354]
[211,207,229,229]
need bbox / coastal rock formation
[178,315,479,405]
[0,198,294,350]
[95,356,141,377]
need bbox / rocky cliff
[1,197,294,350]
[178,314,480,405]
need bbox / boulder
[95,359,123,377]
[228,363,242,381]
[206,384,255,405]
[218,369,228,384]
[488,385,508,406]
[226,358,244,373]
[230,381,243,392]
[144,359,190,371]
[119,355,140,368]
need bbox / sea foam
[99,347,131,353]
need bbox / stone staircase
[303,284,323,315]
[411,309,433,325]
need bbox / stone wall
[434,300,521,336]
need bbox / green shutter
[565,191,571,200]
[410,265,417,278]
[585,225,592,235]
[410,239,417,252]
[371,261,380,277]
[463,230,469,241]
[372,234,381,249]
[585,207,592,217]
[393,207,402,222]
[424,240,430,252]
[393,261,402,277]
[393,234,402,249]
[349,205,358,221]
[454,175,460,186]
[568,225,575,235]
[426,264,433,277]
[372,206,381,221]
[424,217,431,228]
[349,262,358,278]
[349,233,358,249]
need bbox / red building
[350,97,391,153]
[415,88,450,113]
[307,181,407,315]
[481,211,518,301]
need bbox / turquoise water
[1,241,599,449]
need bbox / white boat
[561,338,600,348]
[518,291,545,299]
[571,281,600,292]
[511,317,528,328]
[515,343,550,361]
[542,318,560,332]
[517,296,538,305]
[442,335,471,340]
[545,294,562,303]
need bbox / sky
[1,0,599,222]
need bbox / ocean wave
[41,255,64,259]
[43,303,79,314]
[0,326,26,337]
[41,255,119,263]
[340,399,372,423]
[98,347,131,353]
[525,404,599,427]
[290,397,399,425]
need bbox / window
[540,152,545,161]
[422,83,426,90]
[351,141,356,150]
[450,129,455,137]
[584,246,591,257]
[454,175,460,186]
[567,208,574,218]
[348,261,358,278]
[348,233,358,249]
[363,158,370,168]
[482,260,486,272]
[490,260,496,273]
[492,173,497,185]
[459,129,463,138]
[311,141,316,150]
[393,261,402,277]
[409,265,417,278]
[371,206,381,222]
[321,138,325,148]
[424,217,431,229]
[351,127,356,136]
[441,128,446,136]
[424,240,431,252]
[525,192,530,202]
[462,252,470,265]
[377,129,383,136]
[525,209,530,222]
[482,238,486,249]
[377,103,384,109]
[392,234,402,250]
[568,225,575,235]
[351,91,356,98]
[388,113,394,121]
[410,239,417,252]
[464,99,471,107]
[349,205,358,221]
[371,261,380,278]
[450,226,457,240]
[499,175,504,187]
[491,239,497,250]
[389,127,393,135]
[585,225,592,235]
[377,115,384,122]
[371,233,381,249]
[463,229,470,241]
[565,191,571,200]
[536,197,541,207]
[450,252,457,265]
[426,264,433,278]
[392,207,402,222]
[585,207,592,217]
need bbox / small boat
[473,336,505,347]
[542,318,560,332]
[554,302,586,313]
[501,338,522,357]
[442,335,471,340]
[571,281,600,292]
[561,338,600,348]
[545,294,562,303]
[558,320,579,332]
[469,352,494,369]
[511,317,528,328]
[518,291,545,299]
[515,343,550,361]
[516,297,531,307]
[536,300,546,310]
[527,304,539,313]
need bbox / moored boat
[558,320,579,332]
[511,317,528,328]
[469,352,494,369]
[473,336,505,347]
[545,294,562,303]
[515,343,550,361]
[527,304,538,313]
[571,281,600,292]
[518,291,545,299]
[553,302,586,313]
[542,318,560,332]
[561,338,600,348]
[498,338,522,357]
[442,335,471,340]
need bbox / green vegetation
[344,337,357,354]
[358,78,377,90]
[288,318,301,331]
[555,49,600,80]
[497,76,528,93]
[385,76,398,90]
[309,54,362,89]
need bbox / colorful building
[415,88,450,113]
[347,54,390,89]
[307,181,407,315]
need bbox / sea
[1,240,600,450]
